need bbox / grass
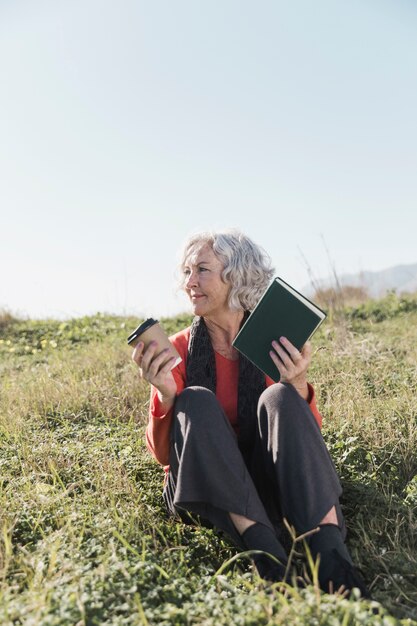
[0,295,416,625]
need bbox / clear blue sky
[1,0,416,319]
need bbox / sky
[1,0,416,320]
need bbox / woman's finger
[140,341,158,373]
[271,340,293,370]
[279,337,303,363]
[269,346,287,373]
[147,348,173,380]
[158,356,177,376]
[131,341,144,365]
[301,341,312,362]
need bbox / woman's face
[183,244,231,318]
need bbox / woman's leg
[163,386,288,580]
[252,382,369,596]
[252,382,344,535]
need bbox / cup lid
[127,318,159,344]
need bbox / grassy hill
[1,295,416,625]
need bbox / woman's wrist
[291,379,309,401]
[157,390,176,410]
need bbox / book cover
[232,277,327,382]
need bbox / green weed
[1,299,416,624]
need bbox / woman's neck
[204,310,245,358]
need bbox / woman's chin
[191,303,205,316]
[190,299,208,316]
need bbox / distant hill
[304,262,417,299]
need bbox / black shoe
[318,548,371,599]
[242,523,288,583]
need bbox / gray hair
[178,229,275,311]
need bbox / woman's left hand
[269,337,312,400]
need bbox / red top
[146,327,323,472]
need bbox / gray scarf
[185,314,266,464]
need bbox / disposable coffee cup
[127,318,182,369]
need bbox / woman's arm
[145,365,186,465]
[132,329,189,466]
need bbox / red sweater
[146,327,323,471]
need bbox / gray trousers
[163,383,345,549]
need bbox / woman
[132,230,368,595]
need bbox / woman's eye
[183,267,208,276]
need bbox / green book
[232,276,327,382]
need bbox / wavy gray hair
[178,229,275,311]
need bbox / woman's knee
[257,383,312,436]
[175,386,223,430]
[176,386,217,410]
[258,382,300,414]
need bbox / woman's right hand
[132,341,178,406]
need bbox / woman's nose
[186,270,198,288]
